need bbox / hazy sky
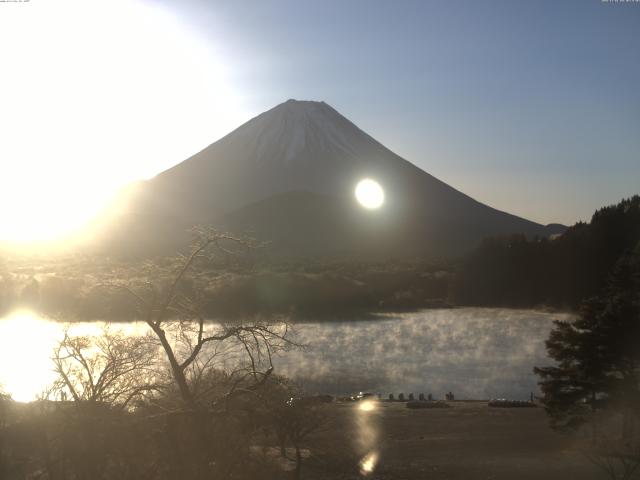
[161,0,640,226]
[0,0,638,241]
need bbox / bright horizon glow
[0,0,247,243]
[355,179,385,210]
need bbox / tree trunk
[294,444,302,480]
[278,430,287,457]
[150,323,195,407]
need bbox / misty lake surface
[0,308,572,402]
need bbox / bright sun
[0,0,246,244]
[355,179,385,209]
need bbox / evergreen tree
[455,195,640,308]
[534,244,640,432]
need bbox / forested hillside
[454,196,640,308]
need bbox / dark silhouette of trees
[535,247,640,429]
[535,246,640,478]
[281,397,329,479]
[257,379,330,479]
[454,195,640,308]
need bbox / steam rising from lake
[0,308,571,401]
[274,308,572,399]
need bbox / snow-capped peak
[222,99,366,165]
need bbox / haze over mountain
[99,100,563,259]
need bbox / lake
[0,308,572,402]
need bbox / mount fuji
[99,99,563,258]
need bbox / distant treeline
[453,195,640,309]
[0,257,452,321]
[1,196,637,320]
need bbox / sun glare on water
[355,179,385,209]
[359,399,377,412]
[0,312,148,402]
[359,451,379,475]
[0,313,62,402]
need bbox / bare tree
[587,435,640,480]
[49,327,161,409]
[71,232,302,479]
[584,411,640,480]
[277,396,330,479]
[101,231,296,409]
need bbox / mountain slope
[217,190,563,260]
[98,99,563,258]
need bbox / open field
[297,401,602,480]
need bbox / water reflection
[359,399,376,412]
[359,451,378,475]
[355,399,380,475]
